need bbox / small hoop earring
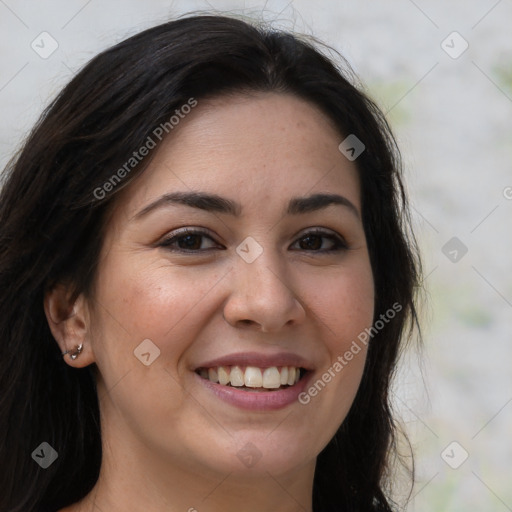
[62,344,83,360]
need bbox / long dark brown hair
[0,13,421,512]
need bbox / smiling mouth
[195,365,307,392]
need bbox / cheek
[299,257,375,346]
[295,257,374,415]
[89,256,227,429]
[96,253,225,347]
[88,254,221,403]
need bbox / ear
[44,283,95,368]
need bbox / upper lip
[194,351,314,371]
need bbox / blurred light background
[1,1,511,510]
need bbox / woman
[0,13,421,512]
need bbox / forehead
[115,92,361,220]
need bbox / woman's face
[84,92,374,482]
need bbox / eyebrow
[133,191,360,220]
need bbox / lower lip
[195,371,313,411]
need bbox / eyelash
[158,227,348,254]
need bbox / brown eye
[298,234,323,251]
[174,234,203,250]
[159,229,220,252]
[292,229,348,253]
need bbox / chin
[197,432,319,478]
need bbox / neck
[86,463,315,512]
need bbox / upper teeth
[199,366,301,388]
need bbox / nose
[222,249,306,333]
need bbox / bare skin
[47,92,374,512]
